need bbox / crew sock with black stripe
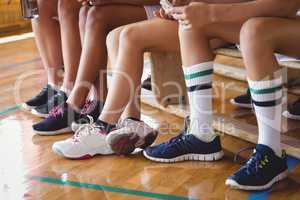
[184,62,216,142]
[248,77,283,157]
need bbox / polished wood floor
[1,36,300,200]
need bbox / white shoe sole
[282,111,300,120]
[107,130,158,155]
[31,109,49,118]
[225,170,288,191]
[34,127,72,136]
[21,103,36,111]
[52,144,113,160]
[143,150,224,163]
[230,99,252,109]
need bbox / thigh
[264,18,300,58]
[205,22,242,44]
[90,5,147,31]
[121,18,181,53]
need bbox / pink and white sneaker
[52,117,114,159]
[106,118,158,155]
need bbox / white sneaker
[106,118,158,155]
[52,117,113,159]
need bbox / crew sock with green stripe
[248,77,283,157]
[184,62,216,142]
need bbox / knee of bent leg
[106,28,122,51]
[79,6,89,30]
[119,26,142,48]
[58,0,79,20]
[85,7,110,31]
[240,18,271,50]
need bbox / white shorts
[144,5,161,19]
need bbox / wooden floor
[1,36,300,200]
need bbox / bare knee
[107,28,121,54]
[119,26,144,50]
[240,18,273,51]
[36,0,58,21]
[79,6,89,31]
[85,7,111,32]
[58,0,80,21]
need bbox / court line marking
[30,176,198,200]
[0,32,34,44]
[0,104,21,116]
[247,156,300,200]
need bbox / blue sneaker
[143,131,224,163]
[33,103,81,135]
[22,84,57,111]
[226,144,288,191]
[31,90,67,118]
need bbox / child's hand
[154,8,173,20]
[168,2,211,29]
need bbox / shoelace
[72,116,105,143]
[81,100,97,115]
[234,146,269,175]
[49,105,64,118]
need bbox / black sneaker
[32,103,81,135]
[142,76,152,91]
[71,100,104,132]
[31,90,67,118]
[226,144,288,191]
[230,88,252,109]
[22,84,57,111]
[283,97,300,120]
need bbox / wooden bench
[143,48,300,159]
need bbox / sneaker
[22,84,57,111]
[283,97,300,120]
[143,129,224,163]
[142,76,152,91]
[226,144,288,191]
[31,90,67,118]
[32,103,80,135]
[52,119,115,159]
[71,100,104,132]
[106,118,158,155]
[230,88,252,109]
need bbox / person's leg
[79,6,90,45]
[23,0,63,111]
[226,17,300,191]
[67,5,147,111]
[58,0,82,93]
[32,0,63,87]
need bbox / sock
[184,62,216,142]
[60,86,70,97]
[248,77,283,157]
[96,120,116,133]
[48,82,61,91]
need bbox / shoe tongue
[95,120,116,133]
[255,144,275,157]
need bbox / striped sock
[184,62,216,142]
[248,77,283,157]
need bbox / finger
[172,13,186,21]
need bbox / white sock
[184,62,216,142]
[248,77,283,157]
[48,82,61,91]
[60,86,70,97]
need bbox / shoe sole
[143,150,224,163]
[230,99,252,109]
[282,111,300,120]
[21,103,36,111]
[225,170,288,191]
[52,145,113,160]
[107,131,158,155]
[31,109,49,118]
[34,127,72,136]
